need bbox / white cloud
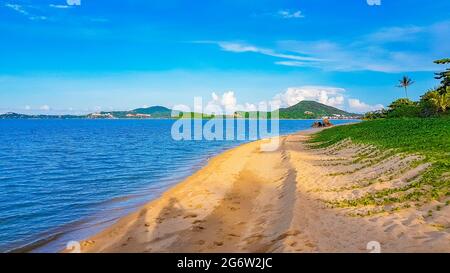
[206,91,237,114]
[49,4,71,9]
[67,0,81,6]
[348,99,384,113]
[4,2,81,22]
[215,41,323,62]
[203,91,261,115]
[243,102,258,112]
[40,105,50,111]
[4,3,28,15]
[30,15,47,21]
[217,42,259,53]
[24,105,31,110]
[220,91,237,110]
[4,3,47,20]
[278,10,304,19]
[202,21,449,73]
[365,26,424,43]
[274,61,309,67]
[197,88,383,115]
[270,87,384,114]
[277,37,440,73]
[272,86,346,108]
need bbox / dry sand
[75,128,450,253]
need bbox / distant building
[125,113,152,118]
[88,113,114,119]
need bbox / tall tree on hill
[397,76,414,99]
[434,58,450,95]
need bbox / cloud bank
[199,87,383,115]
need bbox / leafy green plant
[387,105,421,118]
[364,109,387,120]
[421,90,450,113]
[310,117,450,207]
[389,98,417,109]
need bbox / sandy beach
[76,127,450,253]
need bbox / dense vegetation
[310,58,450,208]
[310,117,450,207]
[365,58,450,120]
[311,117,450,164]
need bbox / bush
[418,100,439,117]
[389,98,416,110]
[364,109,387,120]
[419,89,450,116]
[386,105,421,118]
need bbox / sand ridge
[76,128,450,253]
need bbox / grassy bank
[309,117,450,208]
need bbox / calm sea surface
[0,119,358,252]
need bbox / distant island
[0,101,362,120]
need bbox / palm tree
[397,76,414,99]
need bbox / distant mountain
[236,101,360,119]
[0,101,361,120]
[0,106,173,120]
[0,112,83,119]
[279,101,360,119]
[132,106,172,116]
[96,106,172,118]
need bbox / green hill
[0,101,361,120]
[236,101,360,119]
[279,100,359,119]
[132,106,172,117]
[98,106,172,118]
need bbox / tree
[364,109,387,120]
[397,76,414,99]
[421,90,450,113]
[387,98,419,118]
[389,98,416,110]
[434,58,450,95]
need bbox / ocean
[0,119,358,252]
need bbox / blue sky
[0,0,449,114]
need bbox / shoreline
[0,118,362,121]
[17,142,244,253]
[71,124,449,253]
[66,128,324,253]
[9,120,357,253]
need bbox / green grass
[309,117,450,207]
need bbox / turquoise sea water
[0,119,358,252]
